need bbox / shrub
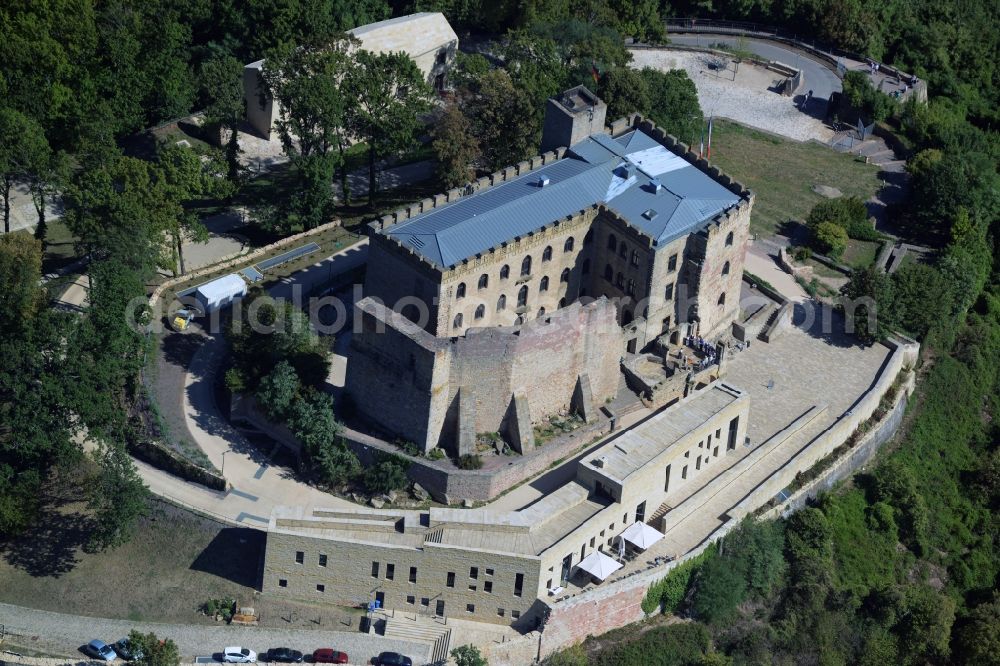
[457,454,483,470]
[427,447,445,460]
[811,221,849,258]
[793,246,812,262]
[807,197,879,241]
[363,453,410,494]
[641,545,716,614]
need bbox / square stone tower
[540,86,607,152]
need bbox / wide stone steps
[383,614,452,664]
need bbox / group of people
[684,334,720,370]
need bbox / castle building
[264,382,749,628]
[346,87,754,455]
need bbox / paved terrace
[552,300,889,600]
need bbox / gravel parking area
[629,48,834,143]
[0,603,430,666]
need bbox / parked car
[223,647,258,663]
[266,648,303,663]
[374,652,412,666]
[312,649,348,664]
[114,638,143,661]
[84,640,117,661]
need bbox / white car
[223,647,257,663]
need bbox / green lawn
[708,120,882,238]
[841,239,883,269]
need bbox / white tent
[575,551,623,582]
[620,521,664,550]
[194,273,247,314]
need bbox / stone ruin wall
[346,298,623,452]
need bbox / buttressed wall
[346,298,623,452]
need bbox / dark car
[267,648,303,663]
[312,649,348,664]
[374,652,412,666]
[114,638,143,661]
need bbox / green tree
[199,54,246,186]
[599,67,651,121]
[954,596,1000,666]
[840,265,894,344]
[127,630,181,666]
[806,196,877,240]
[344,50,432,207]
[811,220,849,258]
[691,554,747,623]
[464,70,538,170]
[0,107,50,235]
[451,644,488,666]
[263,37,356,229]
[87,441,149,550]
[256,361,301,421]
[638,69,703,146]
[363,453,410,494]
[724,519,787,599]
[431,104,480,188]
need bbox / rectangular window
[714,446,719,457]
[514,573,524,597]
[409,566,417,583]
[498,608,505,617]
[682,465,688,480]
[716,428,722,440]
[435,600,445,616]
[511,610,521,619]
[664,464,671,492]
[546,579,553,590]
[318,554,327,567]
[664,282,674,300]
[371,561,379,578]
[589,536,595,548]
[469,585,477,592]
[386,564,395,580]
[470,566,479,579]
[316,584,325,592]
[421,597,429,607]
[696,455,702,470]
[295,551,304,564]
[278,579,287,588]
[447,572,455,587]
[406,595,415,605]
[635,501,646,524]
[728,416,740,450]
[466,604,475,613]
[668,254,678,272]
[485,581,493,593]
[485,568,494,576]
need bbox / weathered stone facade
[346,297,623,453]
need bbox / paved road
[0,602,429,665]
[668,33,843,103]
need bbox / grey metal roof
[384,129,740,268]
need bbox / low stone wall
[149,219,344,308]
[734,302,775,341]
[760,301,792,342]
[127,436,227,491]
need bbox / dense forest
[1,1,998,663]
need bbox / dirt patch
[0,496,261,623]
[812,184,843,198]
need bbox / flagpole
[706,116,713,160]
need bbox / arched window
[631,250,639,266]
[607,234,617,250]
[521,255,532,276]
[456,282,466,299]
[517,285,529,307]
[582,258,591,275]
[604,264,613,281]
[722,261,730,276]
[542,246,552,262]
[478,273,489,289]
[560,268,570,283]
[619,243,627,258]
[500,264,510,280]
[626,278,635,296]
[564,237,574,253]
[515,314,525,325]
[616,272,624,288]
[497,294,507,311]
[538,307,546,317]
[718,293,726,307]
[540,276,550,292]
[453,313,463,328]
[725,231,734,247]
[475,304,485,319]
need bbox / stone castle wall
[346,298,623,452]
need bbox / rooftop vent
[649,178,662,193]
[642,208,658,221]
[537,175,551,188]
[592,455,608,468]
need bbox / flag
[706,116,714,160]
[699,122,705,159]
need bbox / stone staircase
[646,501,673,526]
[382,613,453,664]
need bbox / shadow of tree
[189,527,265,588]
[0,482,94,578]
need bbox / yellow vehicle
[171,309,194,332]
